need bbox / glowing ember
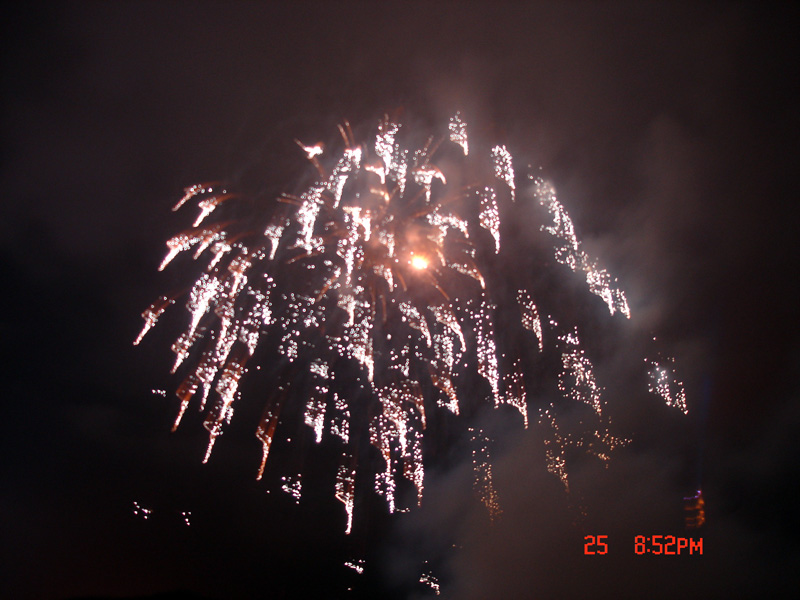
[410,254,429,270]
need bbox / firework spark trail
[303,360,329,443]
[533,317,630,490]
[469,427,502,521]
[429,303,464,415]
[517,290,543,352]
[137,112,688,531]
[449,112,468,156]
[647,356,689,414]
[344,558,365,575]
[132,501,153,520]
[420,567,442,596]
[557,327,603,416]
[537,404,571,491]
[473,297,501,406]
[336,454,357,534]
[533,177,630,318]
[478,186,501,253]
[491,146,515,201]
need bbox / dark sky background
[1,2,798,599]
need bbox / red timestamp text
[584,535,703,555]
[583,535,608,555]
[634,535,703,555]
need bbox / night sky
[1,2,798,599]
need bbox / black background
[1,2,797,598]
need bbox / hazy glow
[479,187,500,253]
[491,145,515,201]
[410,254,429,270]
[517,290,543,352]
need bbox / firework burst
[136,112,685,532]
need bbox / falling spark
[420,566,442,595]
[534,177,630,318]
[281,474,303,503]
[132,501,153,520]
[344,558,365,575]
[336,455,356,534]
[469,427,502,521]
[538,405,571,492]
[491,145,515,201]
[137,112,688,532]
[517,290,543,352]
[448,112,468,156]
[647,356,689,414]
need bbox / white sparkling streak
[413,165,446,202]
[428,207,469,242]
[207,240,232,269]
[294,186,324,253]
[297,141,323,159]
[473,298,501,405]
[192,193,232,227]
[430,304,465,415]
[375,118,400,173]
[449,112,468,156]
[263,220,287,260]
[517,290,543,351]
[420,570,442,596]
[558,328,603,415]
[278,293,319,361]
[336,457,356,534]
[647,357,689,414]
[469,427,502,520]
[134,297,173,345]
[491,145,515,201]
[503,363,528,428]
[478,187,500,253]
[399,301,432,347]
[256,396,282,480]
[159,231,199,271]
[534,177,630,318]
[328,147,362,208]
[173,183,211,211]
[304,361,329,443]
[431,303,465,352]
[202,358,244,462]
[370,414,397,513]
[446,255,485,288]
[538,405,570,491]
[330,392,350,443]
[186,273,222,338]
